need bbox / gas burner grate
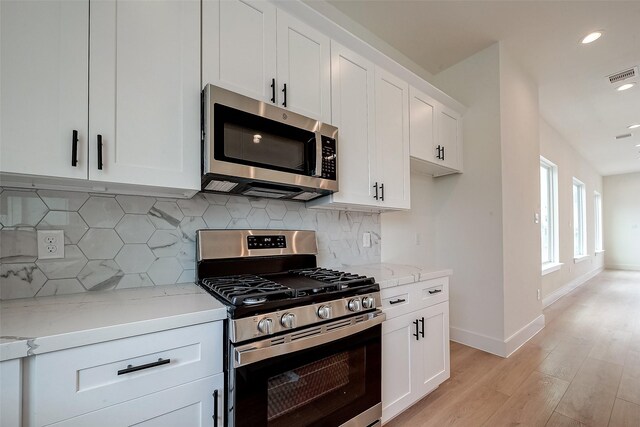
[288,268,374,289]
[200,274,295,306]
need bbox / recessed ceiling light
[617,83,635,91]
[581,31,603,44]
[629,124,640,129]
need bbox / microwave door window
[223,123,306,172]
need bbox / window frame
[594,191,603,252]
[540,156,559,273]
[572,177,587,259]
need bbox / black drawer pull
[420,317,425,338]
[389,298,406,305]
[71,130,78,167]
[97,134,103,170]
[117,358,170,375]
[270,78,276,104]
[213,389,219,427]
[428,289,442,295]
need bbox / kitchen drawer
[381,276,449,320]
[30,322,222,426]
[48,374,223,427]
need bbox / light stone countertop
[0,284,226,361]
[344,263,452,290]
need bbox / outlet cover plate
[37,230,65,259]
[363,232,372,248]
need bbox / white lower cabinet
[48,374,223,427]
[24,322,223,427]
[381,278,450,424]
[1,359,22,427]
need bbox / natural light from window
[540,158,558,266]
[573,178,587,258]
[594,191,603,252]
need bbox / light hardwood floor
[387,270,640,427]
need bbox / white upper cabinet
[89,0,200,190]
[203,0,277,102]
[318,41,377,208]
[0,0,89,180]
[203,0,330,122]
[409,86,463,177]
[276,11,331,123]
[375,67,410,210]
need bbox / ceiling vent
[616,133,633,140]
[608,66,638,85]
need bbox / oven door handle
[233,311,386,368]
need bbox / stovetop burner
[200,274,295,306]
[289,267,373,288]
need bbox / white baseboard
[451,314,546,358]
[450,327,506,357]
[606,264,640,271]
[504,314,545,357]
[542,267,604,308]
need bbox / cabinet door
[50,374,223,427]
[415,302,450,396]
[0,0,88,179]
[0,359,21,427]
[329,42,377,206]
[438,103,462,171]
[375,67,410,210]
[276,11,331,123]
[203,0,277,102]
[409,86,437,162]
[89,0,200,191]
[381,311,421,424]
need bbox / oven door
[230,311,384,427]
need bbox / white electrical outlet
[37,230,65,259]
[537,289,541,301]
[363,232,371,248]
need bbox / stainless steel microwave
[202,84,338,201]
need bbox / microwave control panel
[321,136,337,180]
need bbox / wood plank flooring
[386,270,640,427]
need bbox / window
[573,178,587,258]
[540,157,558,267]
[594,191,603,252]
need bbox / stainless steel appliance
[196,229,384,427]
[202,85,338,201]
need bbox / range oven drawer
[29,322,222,426]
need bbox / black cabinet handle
[428,289,442,295]
[373,182,379,200]
[213,389,219,427]
[117,358,170,375]
[71,130,78,167]
[420,317,425,338]
[389,298,406,305]
[380,183,385,201]
[435,145,442,160]
[97,134,103,170]
[442,146,445,161]
[413,319,419,340]
[282,83,287,107]
[270,78,276,104]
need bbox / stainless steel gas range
[196,229,385,427]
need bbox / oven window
[267,350,365,425]
[233,324,381,427]
[214,104,315,175]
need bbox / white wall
[603,172,640,270]
[429,44,507,349]
[539,119,604,300]
[498,46,543,340]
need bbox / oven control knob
[257,318,274,334]
[348,299,362,312]
[362,296,376,309]
[317,305,332,319]
[281,313,296,329]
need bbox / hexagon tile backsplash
[0,187,381,300]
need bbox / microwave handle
[313,132,323,177]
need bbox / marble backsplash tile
[0,187,381,299]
